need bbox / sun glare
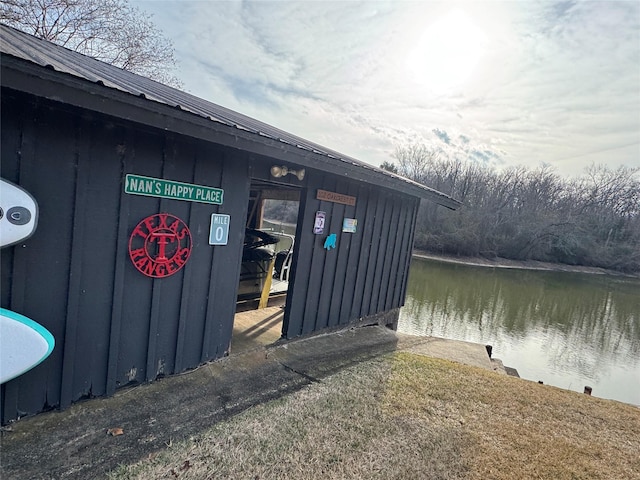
[406,9,486,93]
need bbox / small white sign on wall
[342,218,357,233]
[209,214,230,245]
[314,211,326,234]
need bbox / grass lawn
[109,352,640,480]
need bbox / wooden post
[258,258,276,309]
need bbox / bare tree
[392,144,441,184]
[379,161,398,174]
[1,0,182,87]
[394,146,639,273]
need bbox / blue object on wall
[323,233,337,250]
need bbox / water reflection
[399,258,640,406]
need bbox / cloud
[134,0,639,177]
[470,149,500,164]
[433,128,452,145]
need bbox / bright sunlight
[405,9,486,93]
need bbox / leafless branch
[1,0,182,88]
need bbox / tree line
[384,145,640,274]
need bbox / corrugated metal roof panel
[0,24,460,208]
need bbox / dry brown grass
[386,353,640,480]
[109,353,640,480]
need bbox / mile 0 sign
[128,213,192,278]
[209,214,230,245]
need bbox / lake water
[398,257,640,406]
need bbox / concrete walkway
[0,325,502,479]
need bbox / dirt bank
[413,251,640,278]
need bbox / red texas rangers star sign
[128,213,192,278]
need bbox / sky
[133,0,640,178]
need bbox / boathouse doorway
[232,179,302,353]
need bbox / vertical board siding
[327,180,359,329]
[370,198,394,316]
[377,196,402,312]
[1,90,422,422]
[106,126,137,396]
[338,183,370,325]
[172,146,203,374]
[300,175,336,335]
[117,126,164,387]
[349,187,378,320]
[314,177,345,332]
[9,102,77,415]
[386,198,409,309]
[145,134,190,381]
[201,151,250,361]
[284,176,418,339]
[61,119,123,407]
[359,194,386,318]
[0,105,22,419]
[153,136,188,378]
[0,94,247,423]
[175,143,222,369]
[392,197,416,308]
[399,198,421,303]
[282,186,311,337]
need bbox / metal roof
[0,24,460,209]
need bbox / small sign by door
[314,211,326,234]
[342,218,357,233]
[209,214,230,245]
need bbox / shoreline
[413,250,640,279]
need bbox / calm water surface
[398,257,640,406]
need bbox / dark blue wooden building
[0,25,459,423]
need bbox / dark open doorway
[232,180,301,353]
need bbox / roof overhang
[0,27,461,210]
